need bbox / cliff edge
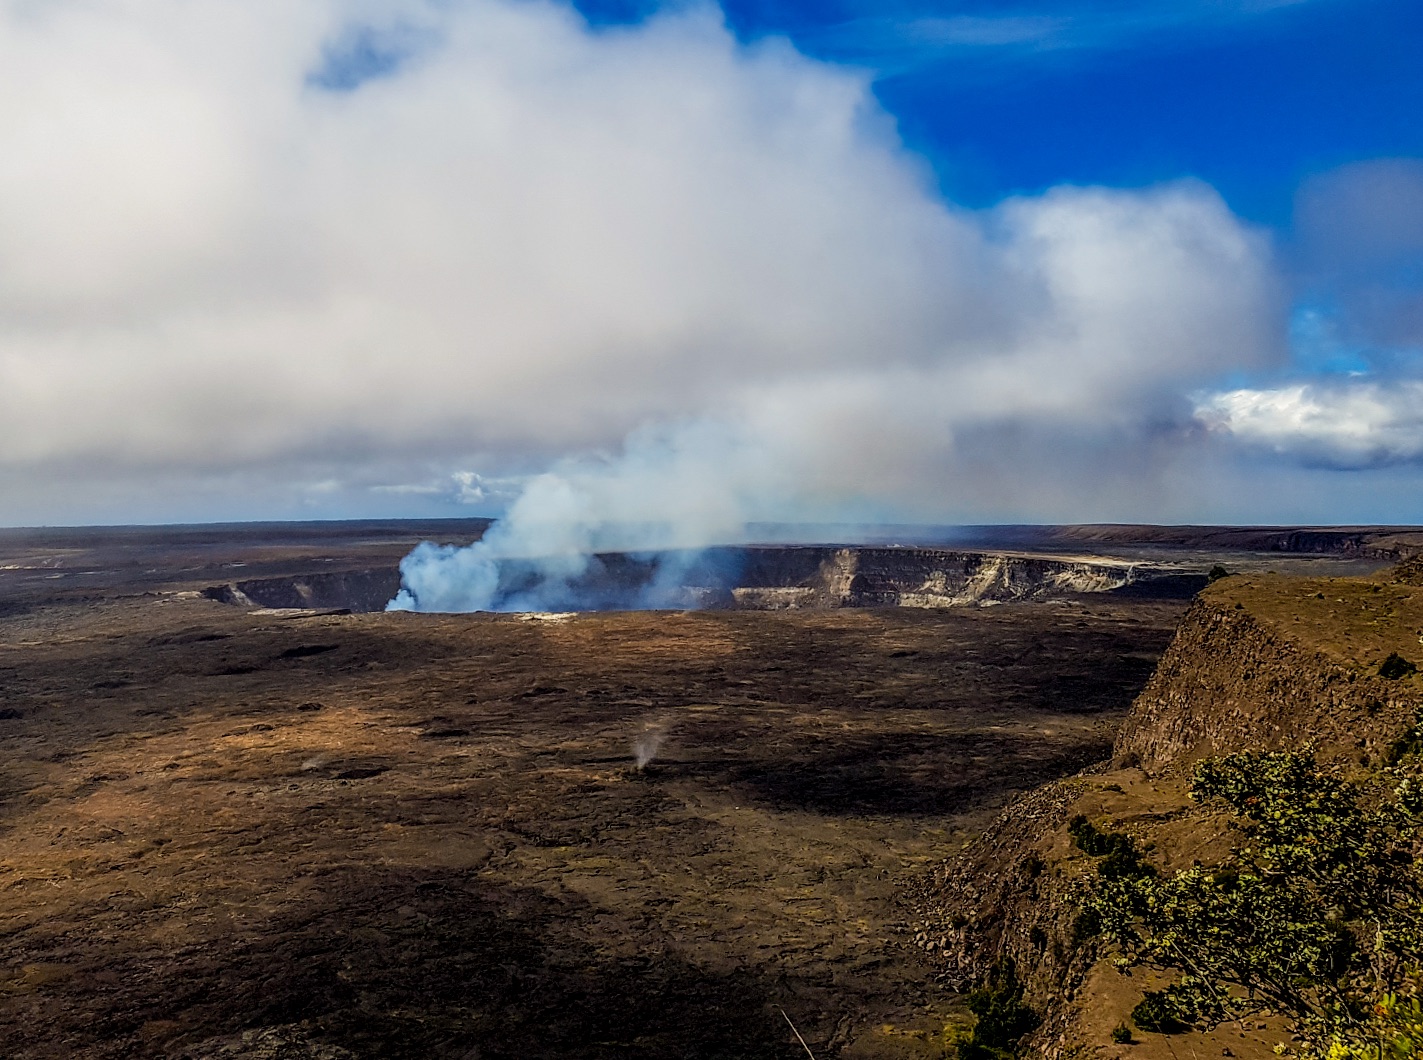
[1115,563,1423,773]
[912,560,1423,1059]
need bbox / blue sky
[575,0,1422,224]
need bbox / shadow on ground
[9,866,799,1060]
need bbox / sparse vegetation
[1076,750,1423,1058]
[958,960,1042,1059]
[1389,716,1423,764]
[1208,565,1231,583]
[1068,815,1154,880]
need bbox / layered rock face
[1114,591,1423,774]
[913,564,1423,1058]
[726,547,1179,609]
[204,545,1202,613]
[202,568,402,612]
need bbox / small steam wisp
[632,721,671,771]
[632,731,666,770]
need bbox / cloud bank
[0,0,1302,535]
[1198,383,1423,468]
[15,0,1423,554]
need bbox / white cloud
[1197,381,1423,468]
[0,0,1283,526]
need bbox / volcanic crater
[0,521,1412,1058]
[200,544,1208,615]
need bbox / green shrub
[1130,991,1187,1034]
[1208,565,1231,583]
[959,960,1041,1059]
[1067,816,1153,880]
[1074,750,1423,1057]
[1110,1021,1135,1044]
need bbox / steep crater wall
[203,545,1205,613]
[202,568,402,612]
[1116,577,1423,773]
[912,566,1423,1057]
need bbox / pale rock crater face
[204,545,1200,614]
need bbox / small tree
[1078,751,1423,1057]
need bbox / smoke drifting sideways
[384,179,1288,613]
[388,421,772,612]
[388,538,749,613]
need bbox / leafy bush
[1068,816,1155,881]
[1208,565,1231,583]
[1076,751,1423,1057]
[1317,987,1423,1059]
[1130,991,1187,1034]
[959,960,1042,1059]
[1110,1021,1135,1043]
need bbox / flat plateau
[0,582,1183,1058]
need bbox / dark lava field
[0,520,1392,1059]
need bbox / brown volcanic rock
[906,776,1089,989]
[1115,571,1423,773]
[1026,523,1423,558]
[1392,554,1423,587]
[914,566,1423,1059]
[6,523,1408,1060]
[0,581,1183,1059]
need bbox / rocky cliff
[202,568,401,612]
[777,548,1166,609]
[203,546,1202,613]
[912,561,1423,1059]
[1114,584,1423,774]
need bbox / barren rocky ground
[0,525,1194,1058]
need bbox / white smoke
[389,181,1280,611]
[388,417,772,610]
[632,722,670,771]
